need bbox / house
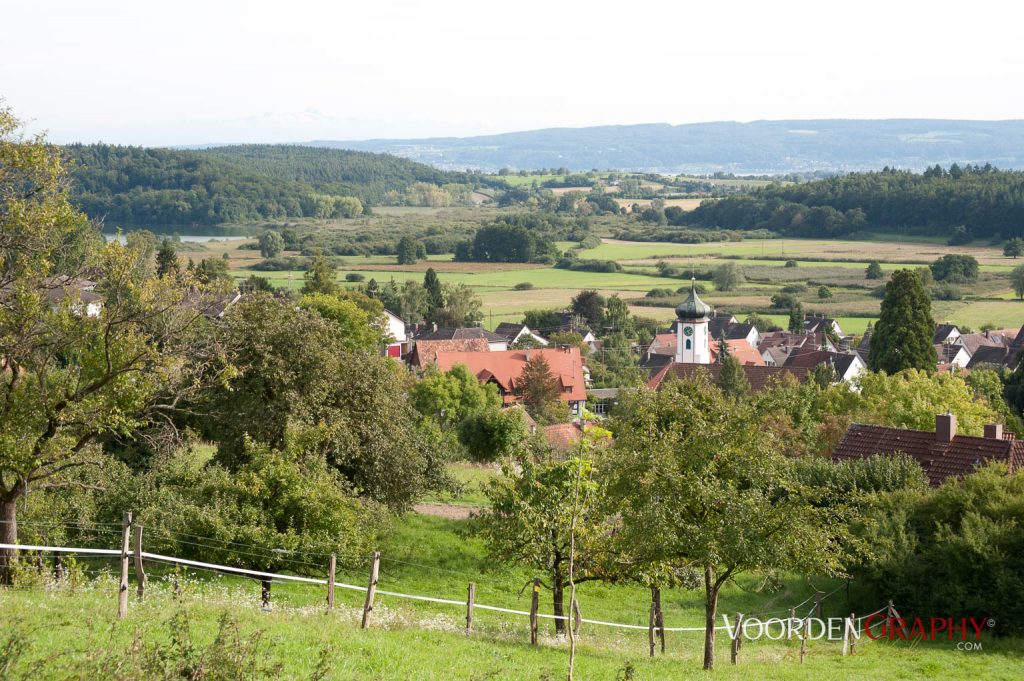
[966,345,1014,370]
[433,347,588,415]
[382,309,408,358]
[831,414,1023,486]
[758,331,837,362]
[415,326,509,352]
[935,343,971,368]
[804,314,844,338]
[43,277,102,317]
[647,362,810,393]
[408,337,490,368]
[933,323,961,346]
[494,322,549,347]
[587,387,619,416]
[783,348,865,383]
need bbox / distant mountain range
[307,120,1024,174]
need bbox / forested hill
[197,145,488,200]
[64,144,484,227]
[683,165,1024,240]
[316,119,1024,173]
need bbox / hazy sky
[4,0,1023,145]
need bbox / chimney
[936,413,956,443]
[984,423,1003,440]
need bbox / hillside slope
[312,119,1024,173]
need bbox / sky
[4,0,1023,146]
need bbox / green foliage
[1004,237,1024,258]
[965,368,1024,435]
[298,293,384,352]
[868,269,937,374]
[1010,264,1024,300]
[396,235,424,265]
[155,237,179,278]
[457,408,529,462]
[513,282,534,291]
[345,272,365,282]
[711,263,744,291]
[717,346,750,399]
[516,354,562,422]
[523,309,564,333]
[301,251,338,295]
[423,268,443,312]
[817,285,832,299]
[194,257,233,292]
[771,292,799,309]
[605,374,850,669]
[570,289,605,330]
[197,296,445,510]
[410,365,501,425]
[930,254,979,283]
[788,304,803,332]
[460,221,557,263]
[258,230,285,258]
[66,143,478,225]
[475,450,606,630]
[117,440,383,573]
[850,465,1024,634]
[865,260,883,279]
[683,165,1024,240]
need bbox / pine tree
[788,305,803,333]
[717,338,749,399]
[865,261,884,279]
[868,269,937,374]
[301,251,338,295]
[517,354,560,419]
[156,238,179,278]
[423,267,444,312]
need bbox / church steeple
[675,277,713,364]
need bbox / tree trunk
[1,498,17,585]
[552,581,566,636]
[703,566,719,671]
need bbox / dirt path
[413,502,480,520]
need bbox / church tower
[675,277,713,364]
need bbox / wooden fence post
[261,579,272,610]
[842,614,850,656]
[814,591,824,619]
[361,551,380,629]
[850,612,857,655]
[466,582,475,634]
[327,554,336,610]
[133,524,146,601]
[648,588,656,657]
[730,613,744,664]
[118,512,131,619]
[572,598,581,637]
[653,586,665,653]
[529,577,540,645]
[800,622,807,664]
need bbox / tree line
[682,165,1024,240]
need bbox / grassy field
[215,231,1024,335]
[4,499,1021,680]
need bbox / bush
[784,260,798,268]
[865,261,884,279]
[930,284,963,301]
[647,288,675,298]
[780,284,807,294]
[770,292,800,309]
[930,254,979,283]
[513,282,534,290]
[817,285,833,299]
[712,263,745,291]
[345,273,365,282]
[676,284,707,294]
[250,256,310,271]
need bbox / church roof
[675,279,713,320]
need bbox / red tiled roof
[410,338,490,368]
[433,347,587,404]
[542,423,583,449]
[648,335,764,366]
[647,362,809,393]
[831,423,1024,486]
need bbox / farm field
[219,233,1024,334]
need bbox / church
[647,279,813,392]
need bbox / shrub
[817,285,833,299]
[784,260,798,268]
[345,273,365,282]
[930,284,963,301]
[647,288,675,298]
[770,292,800,309]
[514,282,534,290]
[780,284,807,294]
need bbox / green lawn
[4,511,1021,679]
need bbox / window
[685,339,691,350]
